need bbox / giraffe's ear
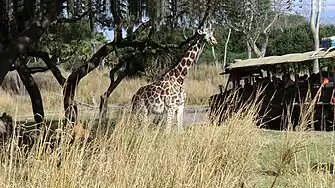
[197,29,203,34]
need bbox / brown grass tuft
[70,122,91,141]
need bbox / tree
[214,0,282,58]
[0,0,65,123]
[266,22,314,73]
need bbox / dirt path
[14,105,211,125]
[183,106,209,125]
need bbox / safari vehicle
[208,48,335,131]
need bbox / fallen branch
[52,92,97,109]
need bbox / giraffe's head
[197,26,217,46]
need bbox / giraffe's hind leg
[131,105,149,128]
[152,113,166,131]
[138,109,149,128]
[153,114,164,126]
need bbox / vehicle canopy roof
[221,48,335,75]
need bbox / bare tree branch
[221,0,280,58]
[261,34,270,56]
[26,49,66,86]
[197,0,213,29]
[63,36,189,123]
[246,35,263,57]
[17,58,44,124]
[264,13,279,34]
[99,61,126,120]
[310,0,322,73]
[28,67,50,74]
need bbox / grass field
[0,65,335,187]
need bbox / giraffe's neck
[161,39,203,86]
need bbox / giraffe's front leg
[176,105,184,130]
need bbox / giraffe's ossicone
[131,26,217,130]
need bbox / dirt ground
[14,105,211,126]
[183,106,209,125]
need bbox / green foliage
[38,19,108,71]
[320,25,335,38]
[267,23,314,56]
[193,25,247,64]
[130,25,249,78]
[35,15,335,76]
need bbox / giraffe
[131,27,217,130]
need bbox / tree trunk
[0,0,11,51]
[310,0,321,73]
[99,73,126,122]
[247,41,252,59]
[211,46,219,72]
[17,59,44,124]
[223,28,231,69]
[62,20,159,124]
[63,13,212,123]
[260,34,269,57]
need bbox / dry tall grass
[0,94,261,188]
[0,83,334,187]
[0,65,224,116]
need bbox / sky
[295,0,335,24]
[100,0,335,40]
[321,0,335,24]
